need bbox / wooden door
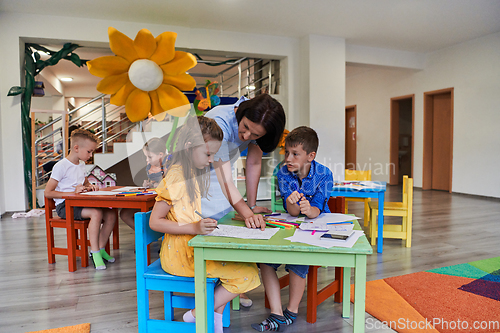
[423,88,454,192]
[345,106,356,170]
[390,95,414,185]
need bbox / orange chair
[344,169,372,226]
[368,175,413,247]
[264,197,345,323]
[44,197,119,269]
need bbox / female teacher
[202,93,286,230]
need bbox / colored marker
[264,213,281,217]
[265,221,287,229]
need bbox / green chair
[271,161,284,212]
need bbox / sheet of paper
[81,191,118,196]
[266,213,304,223]
[206,224,280,240]
[284,229,364,248]
[303,213,360,223]
[111,186,145,192]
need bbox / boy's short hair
[285,126,318,154]
[70,128,99,146]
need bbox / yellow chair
[344,169,372,226]
[368,175,413,247]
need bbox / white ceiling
[5,0,500,98]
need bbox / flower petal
[134,29,156,59]
[108,27,139,63]
[160,51,197,76]
[126,89,151,122]
[163,73,197,91]
[156,83,191,117]
[87,56,129,78]
[110,80,136,106]
[150,31,177,65]
[96,72,129,94]
[149,90,164,116]
[152,112,167,121]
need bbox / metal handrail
[35,93,106,134]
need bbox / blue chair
[135,211,230,333]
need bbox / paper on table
[266,213,304,223]
[300,222,354,232]
[81,191,118,196]
[206,224,280,240]
[284,229,364,248]
[303,213,360,223]
[111,186,145,192]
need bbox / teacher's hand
[251,206,272,214]
[245,214,266,231]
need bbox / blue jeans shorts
[260,263,309,279]
[56,201,84,220]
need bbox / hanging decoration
[8,43,87,209]
[194,80,220,115]
[277,129,290,154]
[87,27,197,122]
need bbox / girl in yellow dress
[149,116,260,333]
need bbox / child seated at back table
[252,126,333,332]
[149,116,260,333]
[44,129,117,270]
[120,137,168,229]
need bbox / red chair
[264,197,345,323]
[44,197,119,269]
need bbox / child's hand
[196,218,218,235]
[298,196,313,216]
[142,179,152,188]
[87,184,99,191]
[287,191,303,206]
[74,184,86,194]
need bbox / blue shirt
[277,160,333,213]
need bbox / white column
[301,35,346,178]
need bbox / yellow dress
[155,165,260,294]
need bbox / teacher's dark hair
[235,94,286,153]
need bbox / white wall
[0,12,300,212]
[1,12,498,213]
[346,31,500,198]
[305,35,346,178]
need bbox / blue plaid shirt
[277,160,333,213]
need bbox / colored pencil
[265,221,286,229]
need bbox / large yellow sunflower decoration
[88,27,197,122]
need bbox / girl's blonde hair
[167,116,223,203]
[143,137,167,154]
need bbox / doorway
[423,88,454,192]
[345,105,357,170]
[389,95,414,185]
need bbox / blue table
[331,182,386,253]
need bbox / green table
[189,212,373,333]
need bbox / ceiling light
[247,85,256,90]
[60,77,73,82]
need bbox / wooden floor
[1,186,499,333]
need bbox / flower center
[128,59,163,91]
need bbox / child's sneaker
[100,248,115,263]
[251,313,286,332]
[90,252,106,270]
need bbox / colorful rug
[352,257,500,333]
[26,323,90,333]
